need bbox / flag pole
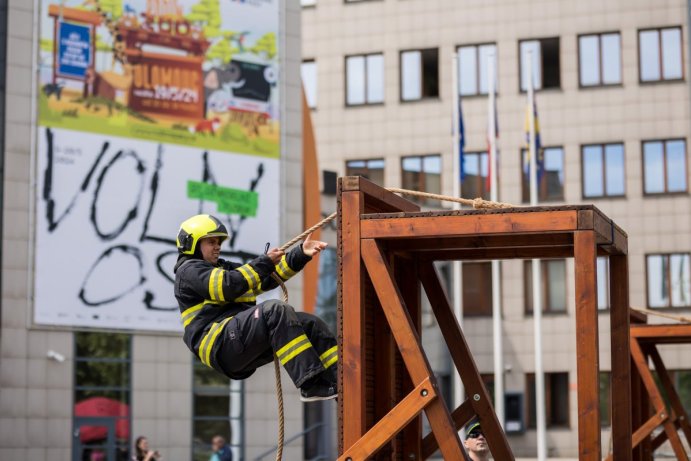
[451,52,465,415]
[487,53,504,428]
[528,49,547,461]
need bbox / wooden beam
[360,211,579,239]
[421,400,474,459]
[338,377,436,461]
[630,324,691,342]
[574,231,601,461]
[341,176,420,212]
[384,233,574,251]
[417,246,576,261]
[609,254,632,461]
[361,239,466,460]
[339,190,366,450]
[418,262,514,461]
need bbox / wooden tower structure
[336,177,633,460]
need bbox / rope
[631,307,691,324]
[268,186,514,461]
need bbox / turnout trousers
[216,300,338,387]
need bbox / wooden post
[574,230,601,460]
[609,255,632,461]
[339,189,366,450]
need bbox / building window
[643,139,687,195]
[193,360,244,461]
[346,53,384,106]
[582,143,625,198]
[521,147,565,203]
[597,257,610,311]
[346,158,385,186]
[672,370,691,414]
[481,373,496,407]
[401,154,441,205]
[73,332,131,461]
[462,262,493,316]
[639,27,683,82]
[578,33,622,87]
[524,259,567,314]
[457,43,497,96]
[600,372,611,427]
[302,60,317,109]
[519,38,560,91]
[526,372,570,428]
[401,48,439,101]
[462,152,490,201]
[647,253,691,308]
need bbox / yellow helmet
[176,214,228,255]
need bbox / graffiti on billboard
[34,127,279,331]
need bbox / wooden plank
[385,233,574,251]
[630,324,691,342]
[360,211,579,239]
[339,190,367,450]
[630,353,651,460]
[609,254,632,461]
[48,4,103,24]
[418,246,575,261]
[418,262,515,461]
[422,400,474,459]
[341,176,420,212]
[632,411,666,450]
[573,231,601,461]
[630,341,668,415]
[360,240,466,460]
[396,255,422,460]
[360,239,432,384]
[424,393,468,461]
[338,377,436,461]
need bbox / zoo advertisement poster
[34,0,282,332]
[39,0,280,157]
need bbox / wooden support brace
[338,377,436,461]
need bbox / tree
[187,0,221,38]
[252,33,276,60]
[99,0,123,20]
[206,39,238,64]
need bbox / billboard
[34,0,281,332]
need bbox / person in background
[210,435,233,461]
[464,420,490,461]
[132,436,162,461]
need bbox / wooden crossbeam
[360,239,465,460]
[338,377,436,461]
[418,262,514,461]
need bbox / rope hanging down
[269,187,514,461]
[631,307,691,324]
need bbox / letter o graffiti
[79,245,146,306]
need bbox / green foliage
[206,38,237,64]
[187,0,221,38]
[251,33,276,60]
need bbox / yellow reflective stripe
[204,316,233,366]
[323,354,338,369]
[319,346,338,363]
[181,303,204,327]
[198,316,233,366]
[208,268,218,301]
[246,265,260,286]
[237,266,254,288]
[280,342,312,365]
[276,334,308,358]
[234,292,257,303]
[198,322,216,366]
[275,255,296,280]
[215,269,225,302]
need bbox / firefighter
[174,214,337,401]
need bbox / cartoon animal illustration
[43,82,64,100]
[190,117,221,136]
[206,89,232,113]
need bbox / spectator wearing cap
[464,420,490,461]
